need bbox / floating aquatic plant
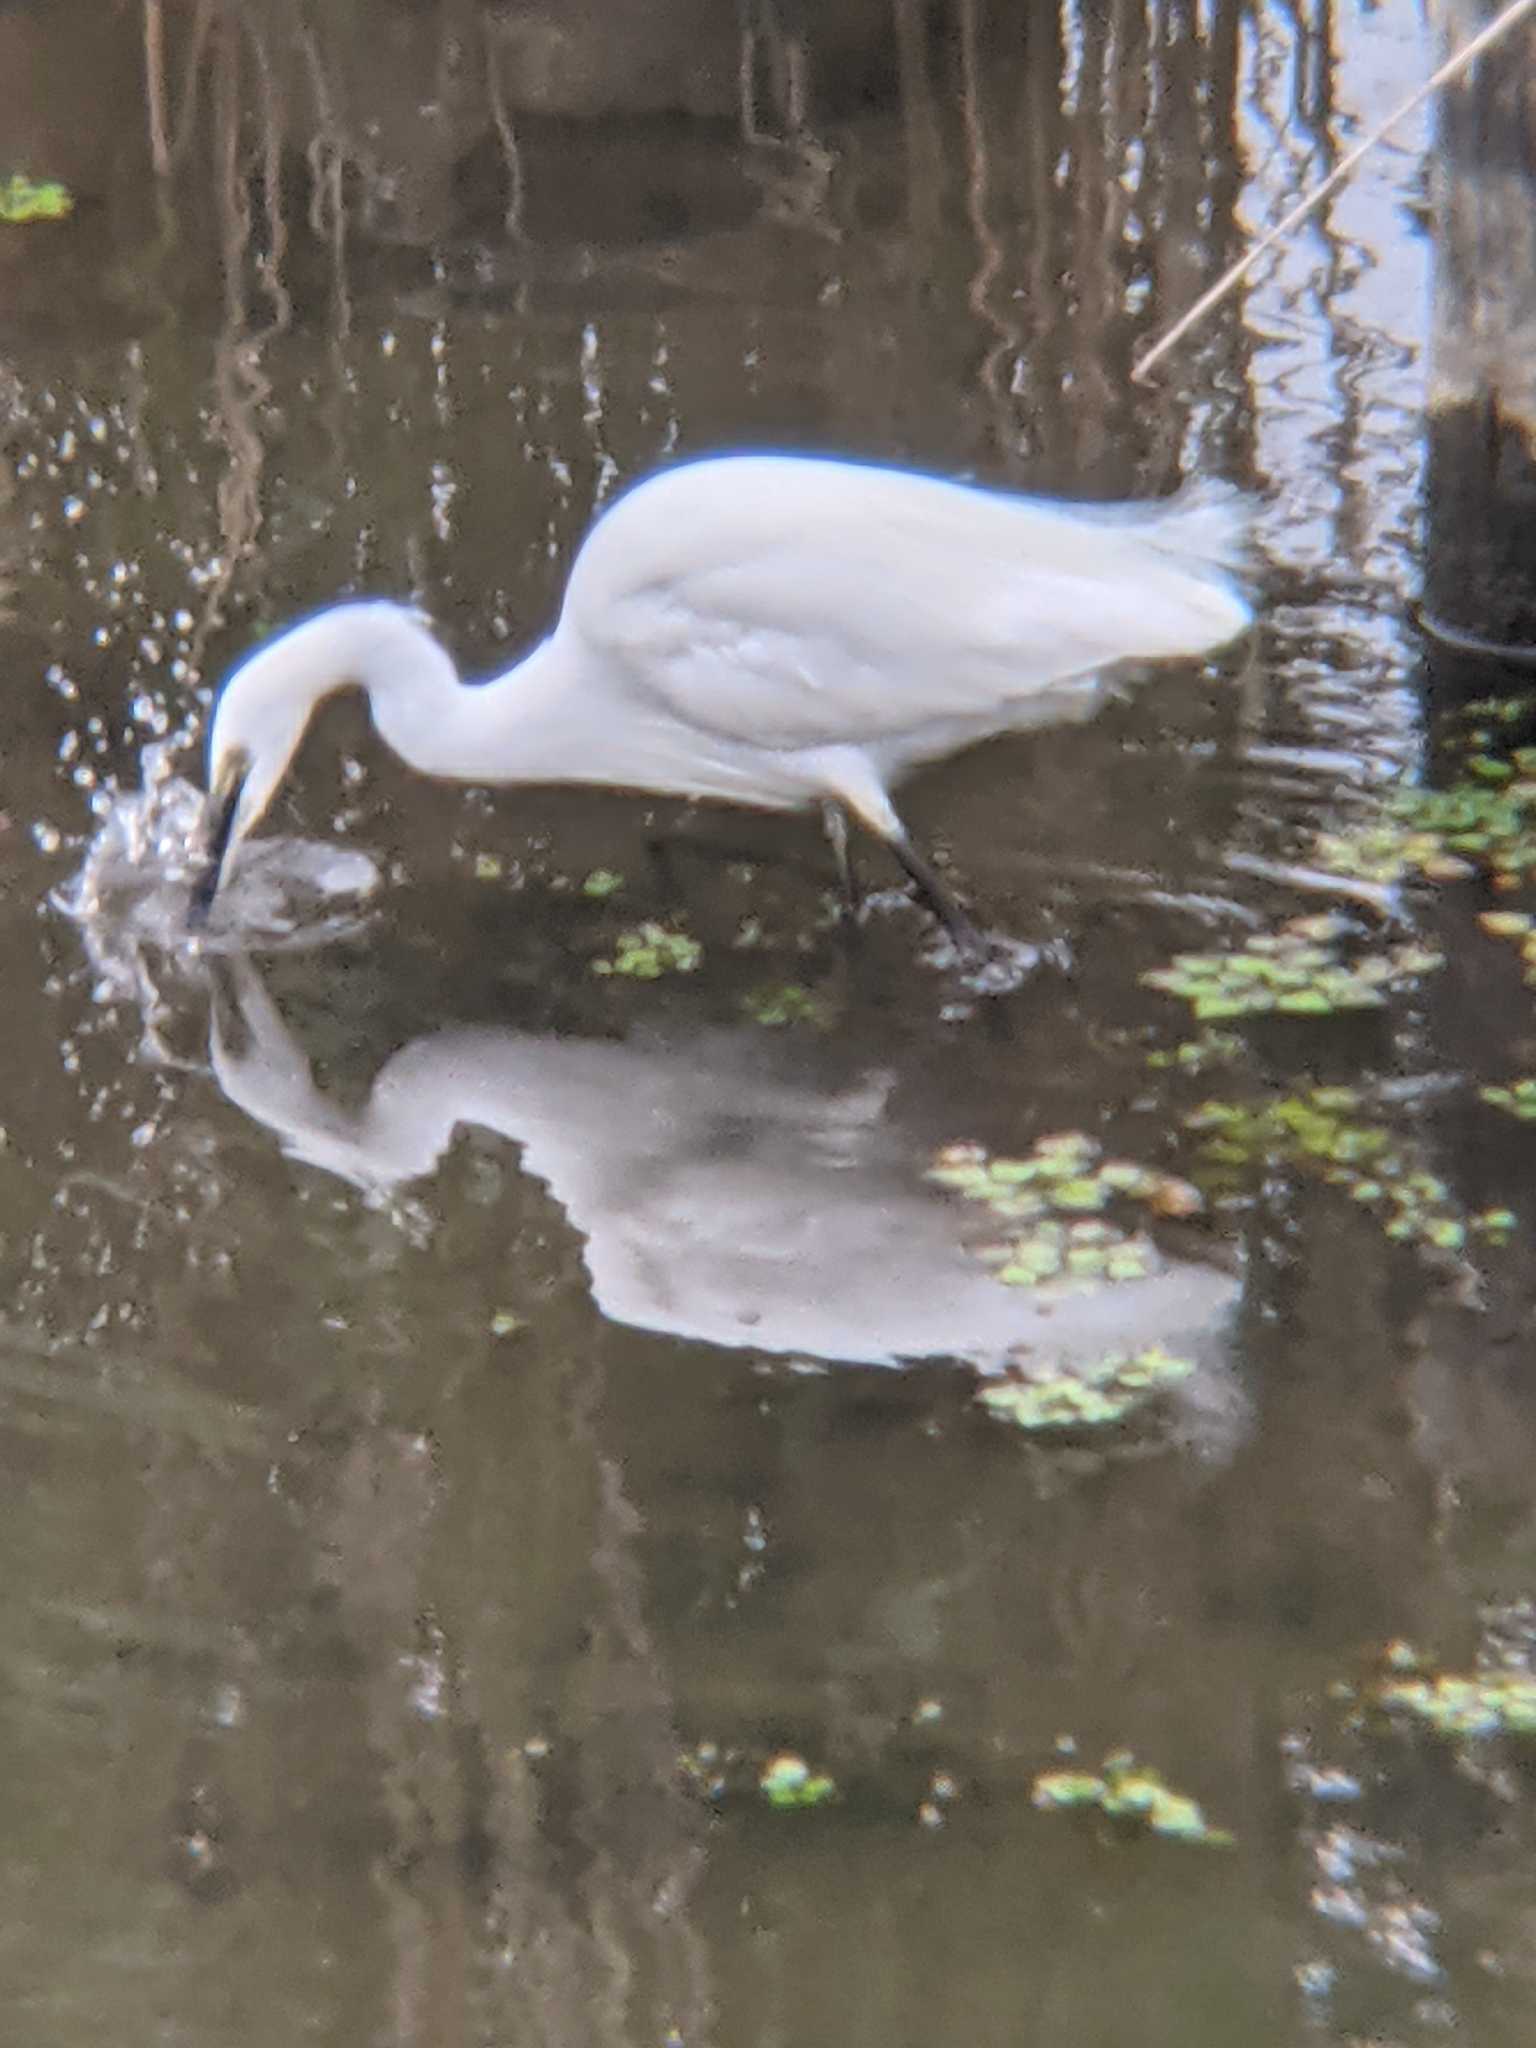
[0,174,73,224]
[676,1743,839,1810]
[1185,1089,1515,1252]
[1144,1027,1243,1072]
[927,1135,1200,1292]
[977,1346,1194,1432]
[758,1753,837,1809]
[1033,1751,1233,1846]
[1459,697,1530,730]
[1343,1643,1536,1741]
[1142,914,1441,1022]
[1313,755,1536,891]
[741,983,827,1027]
[1476,909,1536,985]
[928,1134,1200,1219]
[591,922,702,979]
[1377,1670,1536,1740]
[580,868,625,900]
[1480,1077,1536,1121]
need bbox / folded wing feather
[565,458,1253,754]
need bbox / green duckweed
[928,1136,1200,1293]
[0,174,73,223]
[758,1753,837,1809]
[1459,697,1530,728]
[1480,1078,1536,1121]
[1377,1671,1536,1740]
[1335,1639,1536,1742]
[1145,1028,1244,1073]
[1033,1751,1233,1845]
[1359,1642,1536,1740]
[580,868,625,900]
[592,922,702,979]
[1185,1090,1515,1253]
[1477,909,1536,986]
[977,1346,1195,1432]
[741,984,827,1028]
[928,1135,1199,1220]
[1143,914,1441,1022]
[1313,760,1536,891]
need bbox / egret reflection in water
[206,952,1243,1427]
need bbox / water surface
[6,6,1536,2044]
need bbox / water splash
[53,741,381,1034]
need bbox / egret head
[191,631,336,915]
[190,601,435,916]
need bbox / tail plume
[1137,479,1255,574]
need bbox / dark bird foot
[888,834,988,965]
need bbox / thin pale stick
[483,18,528,241]
[170,0,215,168]
[144,0,171,177]
[1133,0,1536,384]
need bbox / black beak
[188,754,248,926]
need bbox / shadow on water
[8,1,1536,2044]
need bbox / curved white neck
[358,616,586,786]
[212,597,745,844]
[218,600,597,789]
[354,607,743,801]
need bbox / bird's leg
[822,765,989,964]
[889,833,987,964]
[820,800,861,920]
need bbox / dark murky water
[8,4,1536,2043]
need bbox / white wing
[562,457,1252,754]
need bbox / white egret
[193,454,1254,949]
